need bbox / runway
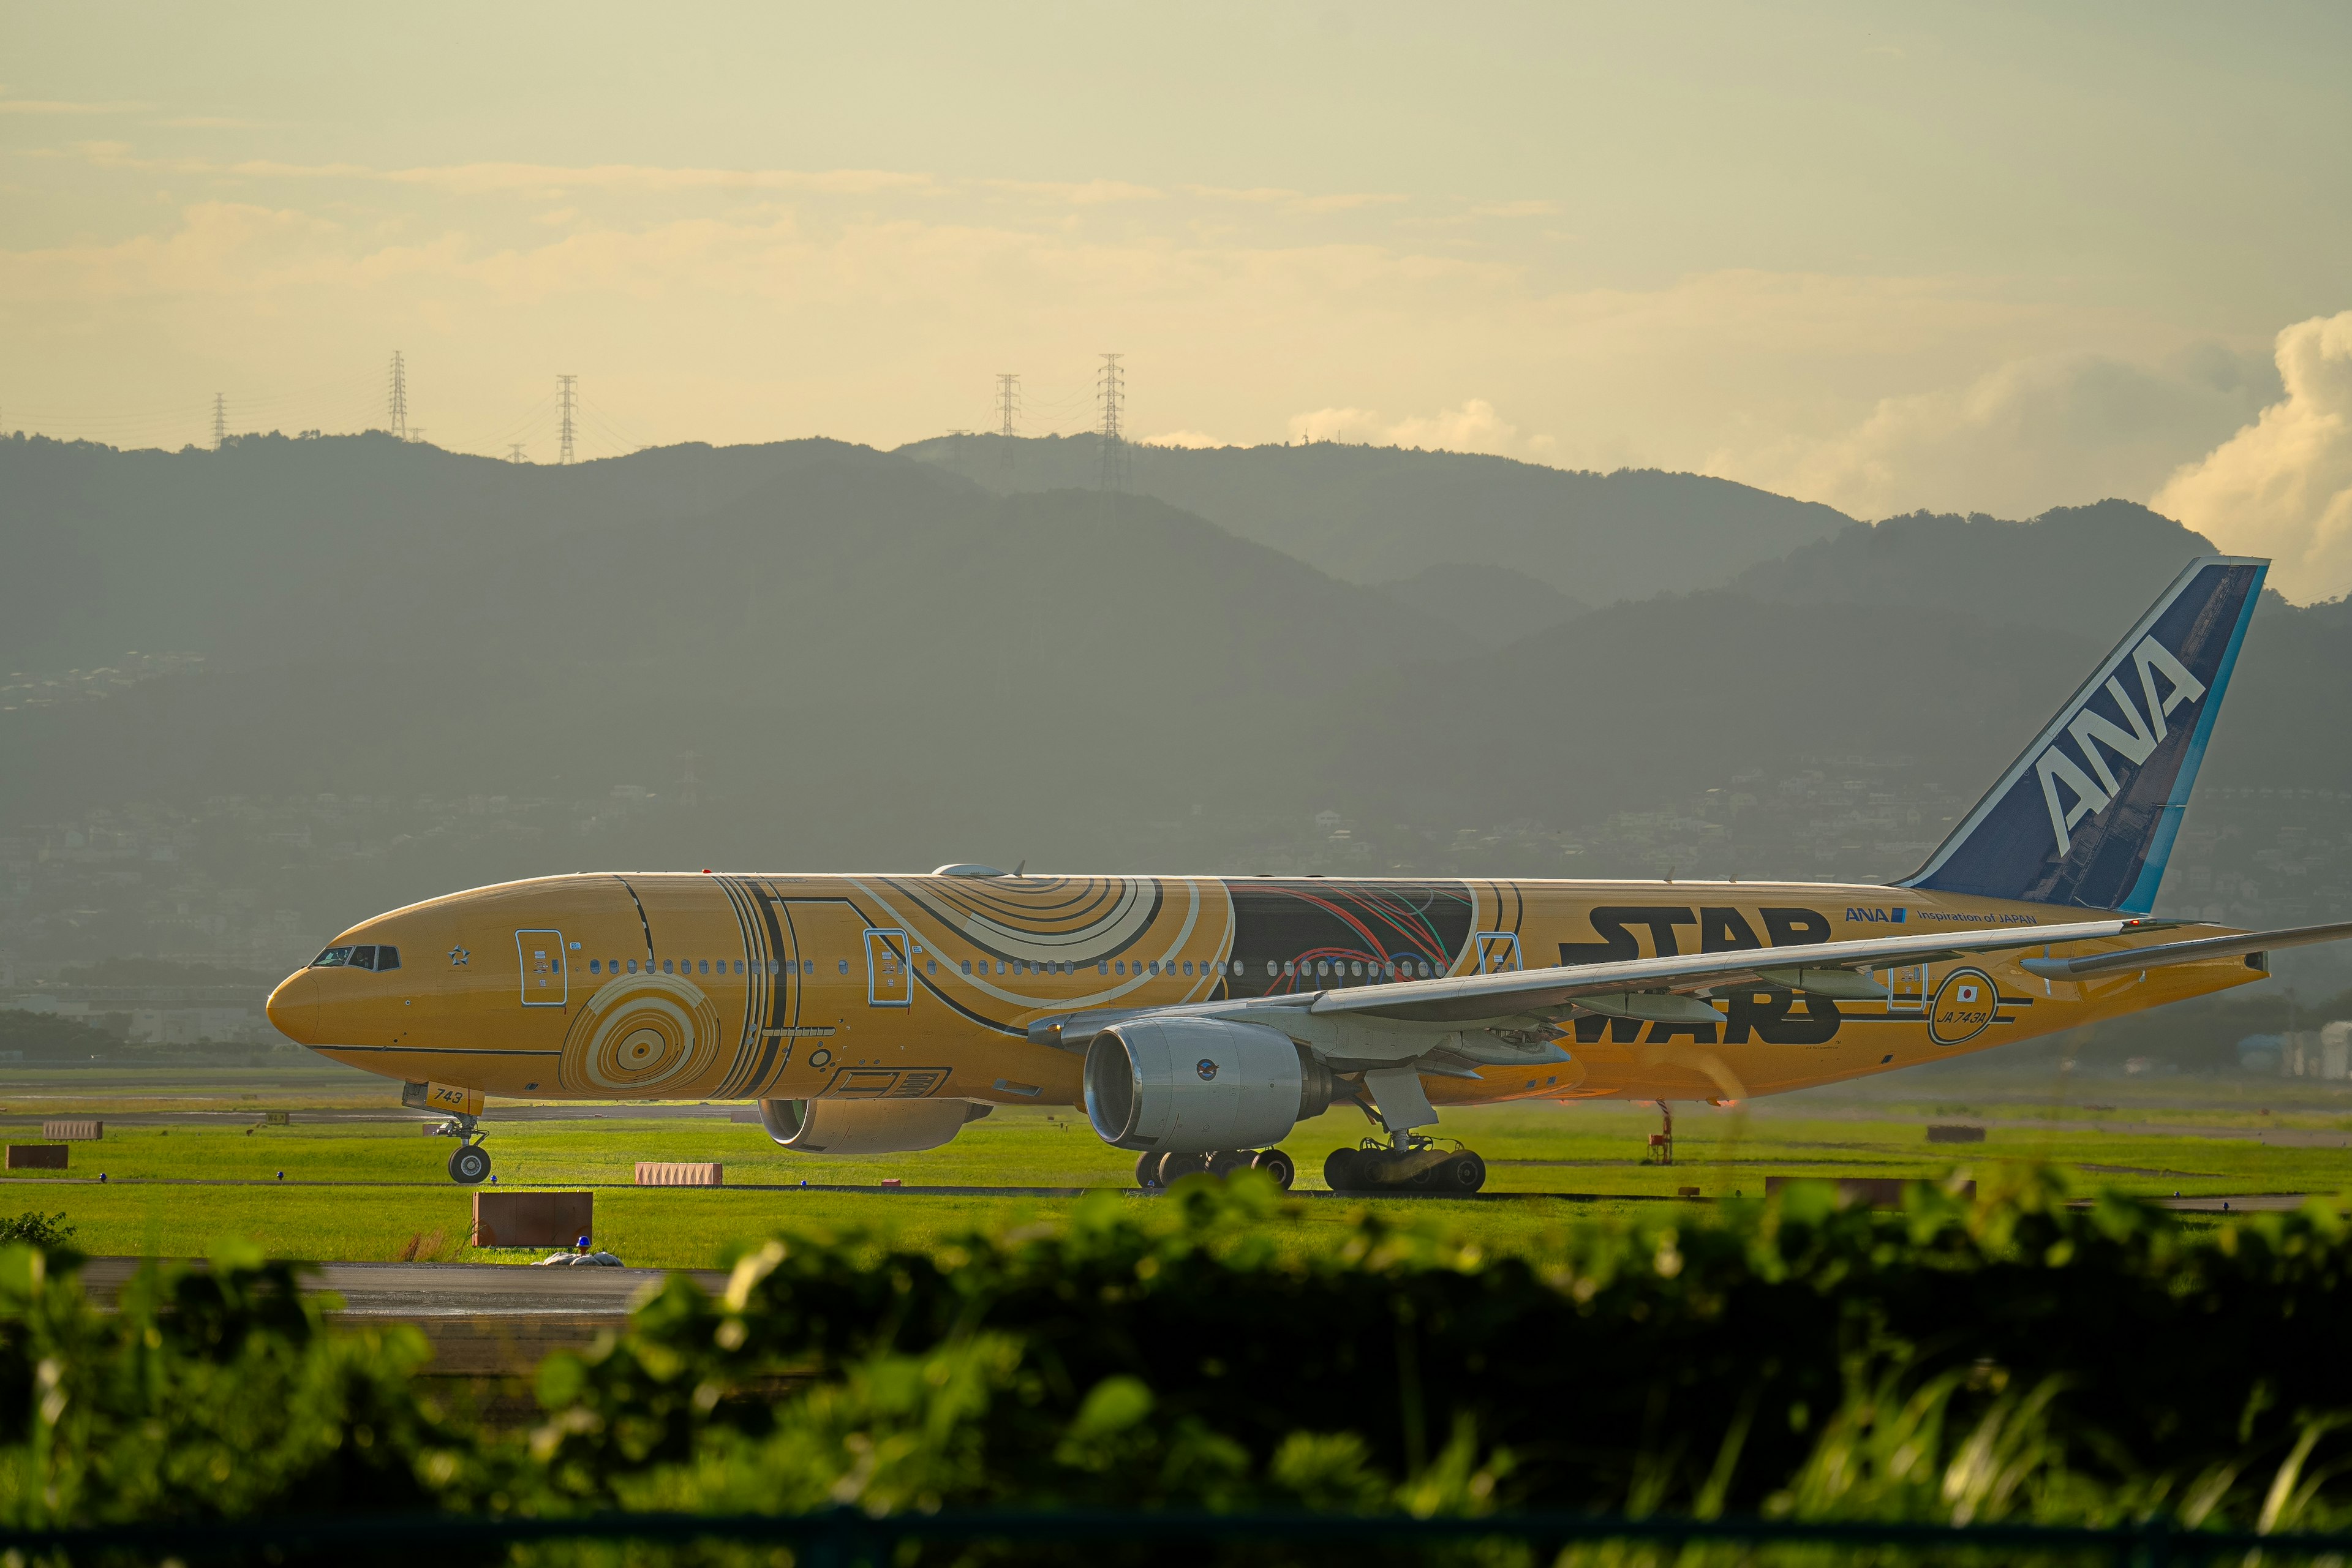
[78,1257,739,1414]
[10,1175,1688,1200]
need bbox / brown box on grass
[1927,1124,1986,1144]
[42,1120,101,1141]
[6,1145,67,1170]
[1765,1175,1976,1208]
[470,1190,594,1249]
[635,1161,723,1187]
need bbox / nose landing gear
[439,1115,492,1185]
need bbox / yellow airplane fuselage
[267,870,2258,1111]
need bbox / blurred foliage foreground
[3,1172,2352,1558]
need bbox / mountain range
[4,430,2346,987]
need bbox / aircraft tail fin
[1896,555,2266,913]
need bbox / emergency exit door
[864,928,912,1008]
[1474,932,1524,973]
[517,929,568,1006]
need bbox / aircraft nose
[266,969,319,1046]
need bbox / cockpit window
[312,944,400,971]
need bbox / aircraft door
[1474,932,1523,974]
[517,929,568,1007]
[864,928,913,1008]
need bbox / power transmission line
[388,351,408,440]
[1096,353,1126,493]
[995,374,1021,437]
[211,393,226,450]
[556,374,578,465]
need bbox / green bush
[1,1172,2351,1542]
[0,1240,485,1526]
[530,1170,2352,1528]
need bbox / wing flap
[2019,920,2352,981]
[1306,916,2172,1025]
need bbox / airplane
[268,555,2352,1190]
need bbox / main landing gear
[1323,1135,1487,1195]
[438,1114,492,1185]
[1135,1148,1298,1191]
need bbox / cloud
[978,178,1161,205]
[1471,199,1561,218]
[1180,185,1404,214]
[1295,192,1408,214]
[1139,429,1223,448]
[1716,348,2277,523]
[0,96,152,115]
[51,146,941,196]
[1287,399,1552,458]
[2153,310,2352,603]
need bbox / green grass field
[0,1061,2346,1269]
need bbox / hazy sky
[8,2,2352,595]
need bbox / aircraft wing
[2019,919,2352,980]
[1302,916,2178,1027]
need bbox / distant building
[127,1006,269,1044]
[2280,1023,2352,1080]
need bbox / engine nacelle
[1084,1017,1335,1153]
[757,1097,991,1155]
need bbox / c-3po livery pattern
[268,557,2352,1188]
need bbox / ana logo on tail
[1899,555,2264,913]
[2035,636,2207,856]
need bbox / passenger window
[1283,961,1295,976]
[961,960,972,976]
[1115,960,1125,975]
[589,959,601,974]
[1097,962,1108,976]
[662,959,673,973]
[837,959,848,974]
[926,959,937,975]
[1183,960,1194,976]
[733,960,742,974]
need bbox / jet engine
[757,1097,992,1155]
[1084,1017,1336,1153]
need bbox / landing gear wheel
[1323,1147,1365,1192]
[1134,1151,1164,1189]
[1250,1148,1297,1191]
[1156,1152,1209,1186]
[1440,1152,1487,1194]
[1207,1149,1254,1178]
[447,1144,491,1185]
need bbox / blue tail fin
[1897,555,2266,913]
